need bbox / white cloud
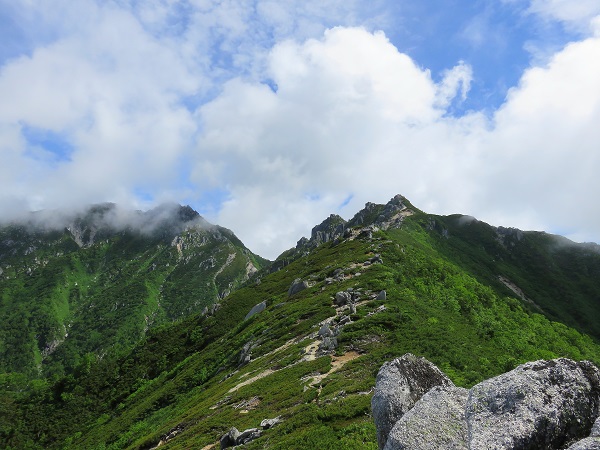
[194,26,600,258]
[436,61,473,107]
[194,27,482,257]
[475,33,600,239]
[527,0,600,31]
[1,1,600,260]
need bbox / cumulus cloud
[475,32,600,240]
[527,0,600,31]
[194,27,481,257]
[194,26,600,258]
[1,1,600,259]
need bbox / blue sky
[1,1,600,258]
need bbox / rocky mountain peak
[292,195,414,254]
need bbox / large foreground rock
[467,358,600,449]
[375,355,600,450]
[371,353,453,449]
[384,385,468,450]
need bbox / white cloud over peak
[194,28,481,257]
[192,26,600,257]
[1,2,600,259]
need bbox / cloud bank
[0,1,599,258]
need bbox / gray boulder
[335,291,352,306]
[318,323,333,337]
[220,427,240,449]
[372,353,453,449]
[237,427,261,445]
[466,358,600,450]
[567,438,600,450]
[244,301,267,320]
[260,416,282,429]
[288,278,309,296]
[384,385,468,450]
[318,336,338,353]
[376,290,387,301]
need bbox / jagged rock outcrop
[374,355,600,450]
[372,353,454,449]
[348,194,412,230]
[288,195,415,258]
[310,214,346,246]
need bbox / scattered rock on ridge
[288,278,309,296]
[220,427,240,449]
[244,301,266,321]
[260,416,282,430]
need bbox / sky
[1,0,600,259]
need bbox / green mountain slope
[0,203,266,379]
[1,195,599,449]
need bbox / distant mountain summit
[0,203,266,378]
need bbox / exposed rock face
[371,353,453,449]
[310,214,346,246]
[375,355,600,450]
[260,416,282,429]
[593,417,600,437]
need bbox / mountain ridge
[0,202,266,378]
[1,194,600,449]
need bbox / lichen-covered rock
[384,385,468,450]
[566,437,600,450]
[318,336,338,354]
[591,416,600,437]
[466,358,600,450]
[372,353,453,449]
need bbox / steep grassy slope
[414,213,600,340]
[3,206,600,449]
[0,204,266,379]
